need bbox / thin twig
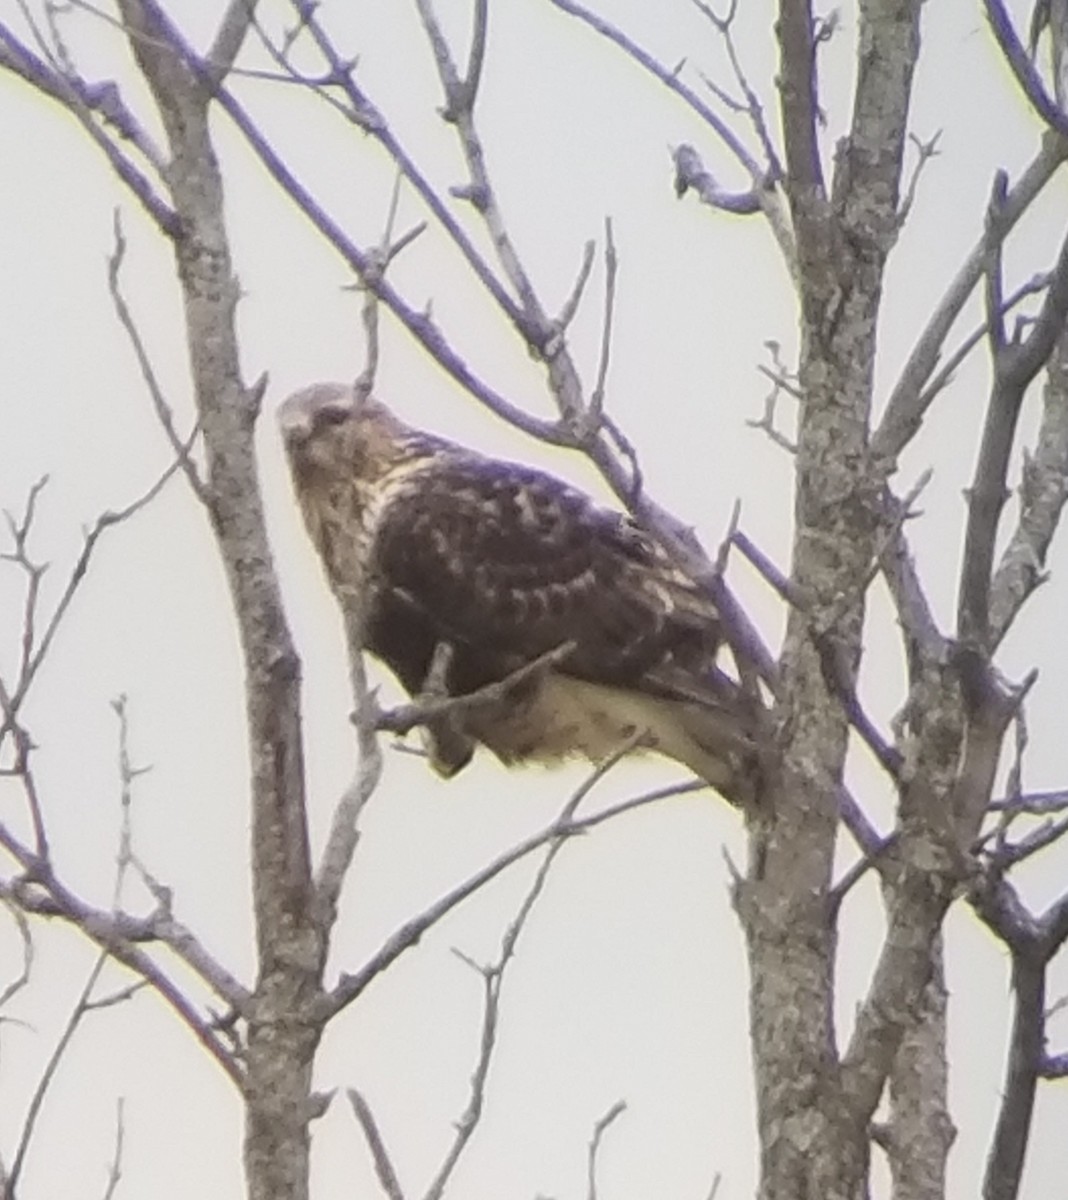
[969,869,1061,1200]
[316,180,429,919]
[100,1098,126,1200]
[1003,702,1029,812]
[353,172,425,403]
[896,130,942,227]
[984,172,1009,355]
[556,239,596,331]
[880,516,945,663]
[587,1100,626,1200]
[8,951,111,1193]
[0,700,49,862]
[206,0,262,83]
[0,896,33,1009]
[460,0,489,110]
[415,0,540,315]
[988,789,1068,814]
[544,0,762,178]
[984,813,1068,871]
[691,0,784,185]
[348,1089,406,1200]
[107,211,207,504]
[750,344,800,452]
[1,439,195,742]
[829,834,900,914]
[1040,1053,1068,1078]
[712,500,741,578]
[732,529,805,606]
[374,642,576,736]
[314,605,384,926]
[585,218,618,438]
[915,271,1053,412]
[989,312,1068,644]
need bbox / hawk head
[278,383,413,482]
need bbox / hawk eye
[315,405,350,429]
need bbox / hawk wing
[278,383,756,797]
[367,452,723,705]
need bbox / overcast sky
[2,1,1068,1197]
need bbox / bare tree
[2,3,1068,1200]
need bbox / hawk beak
[277,401,319,446]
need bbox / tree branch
[1,451,192,746]
[958,216,1068,646]
[100,1098,126,1200]
[970,870,1059,1200]
[274,2,528,331]
[775,0,824,201]
[586,1100,627,1200]
[324,776,702,1017]
[544,0,763,177]
[673,143,764,214]
[8,951,117,1194]
[107,211,208,506]
[985,0,1068,138]
[313,608,383,930]
[206,0,261,82]
[873,136,1068,465]
[348,1090,406,1200]
[374,642,576,737]
[0,22,177,234]
[0,892,33,1010]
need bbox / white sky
[1,1,1067,1197]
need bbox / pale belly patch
[464,672,736,790]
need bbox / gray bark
[741,4,926,1197]
[881,942,955,1200]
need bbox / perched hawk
[279,383,757,803]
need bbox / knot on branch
[673,144,763,214]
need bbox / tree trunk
[743,3,926,1196]
[116,5,325,1197]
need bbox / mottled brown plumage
[279,382,755,801]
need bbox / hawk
[279,383,757,804]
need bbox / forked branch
[958,217,1068,647]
